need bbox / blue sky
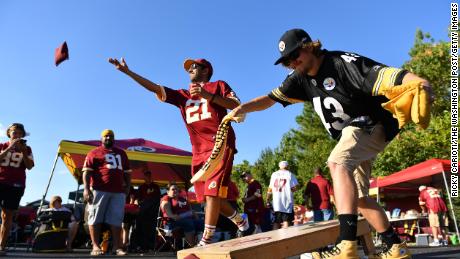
[0,1,450,205]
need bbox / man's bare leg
[89,224,101,252]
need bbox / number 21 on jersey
[185,98,212,124]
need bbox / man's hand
[17,140,28,153]
[108,57,130,74]
[223,107,246,123]
[83,188,93,204]
[189,83,212,99]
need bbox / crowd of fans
[0,122,454,256]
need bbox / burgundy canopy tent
[369,159,458,237]
[39,138,193,212]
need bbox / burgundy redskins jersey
[83,146,131,193]
[419,187,448,213]
[158,80,240,155]
[269,50,408,141]
[0,142,33,187]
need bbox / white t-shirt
[269,169,298,213]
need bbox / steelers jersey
[268,50,407,140]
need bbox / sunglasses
[190,63,203,70]
[281,48,301,67]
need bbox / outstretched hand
[108,57,129,73]
[223,107,246,123]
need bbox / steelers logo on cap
[279,41,286,52]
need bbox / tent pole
[441,170,459,237]
[37,153,59,215]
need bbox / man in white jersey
[266,161,298,229]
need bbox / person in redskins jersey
[108,57,253,246]
[82,129,131,256]
[418,186,449,246]
[161,183,202,246]
[0,123,34,255]
[241,172,264,233]
[227,29,433,259]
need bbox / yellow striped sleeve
[271,88,305,104]
[372,67,404,96]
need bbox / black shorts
[274,211,294,224]
[0,183,24,210]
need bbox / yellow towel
[377,80,431,129]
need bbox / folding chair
[153,204,190,254]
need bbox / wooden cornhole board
[177,218,374,259]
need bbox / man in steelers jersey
[227,28,433,259]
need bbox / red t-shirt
[83,146,131,193]
[304,175,333,210]
[161,195,190,217]
[160,80,239,155]
[244,179,264,211]
[138,182,161,202]
[0,142,33,187]
[419,187,447,213]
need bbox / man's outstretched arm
[109,57,164,97]
[227,95,276,120]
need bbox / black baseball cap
[274,28,312,65]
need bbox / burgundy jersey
[161,195,190,216]
[244,179,264,211]
[138,182,161,202]
[419,187,447,213]
[304,175,334,210]
[159,80,239,155]
[83,146,131,193]
[0,142,33,187]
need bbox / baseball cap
[419,185,427,192]
[183,58,213,79]
[279,161,289,169]
[274,28,312,65]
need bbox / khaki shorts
[429,212,448,227]
[328,124,388,198]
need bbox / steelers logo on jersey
[279,41,286,52]
[323,77,336,90]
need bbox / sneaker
[441,239,449,246]
[377,242,412,259]
[429,240,441,247]
[311,240,359,259]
